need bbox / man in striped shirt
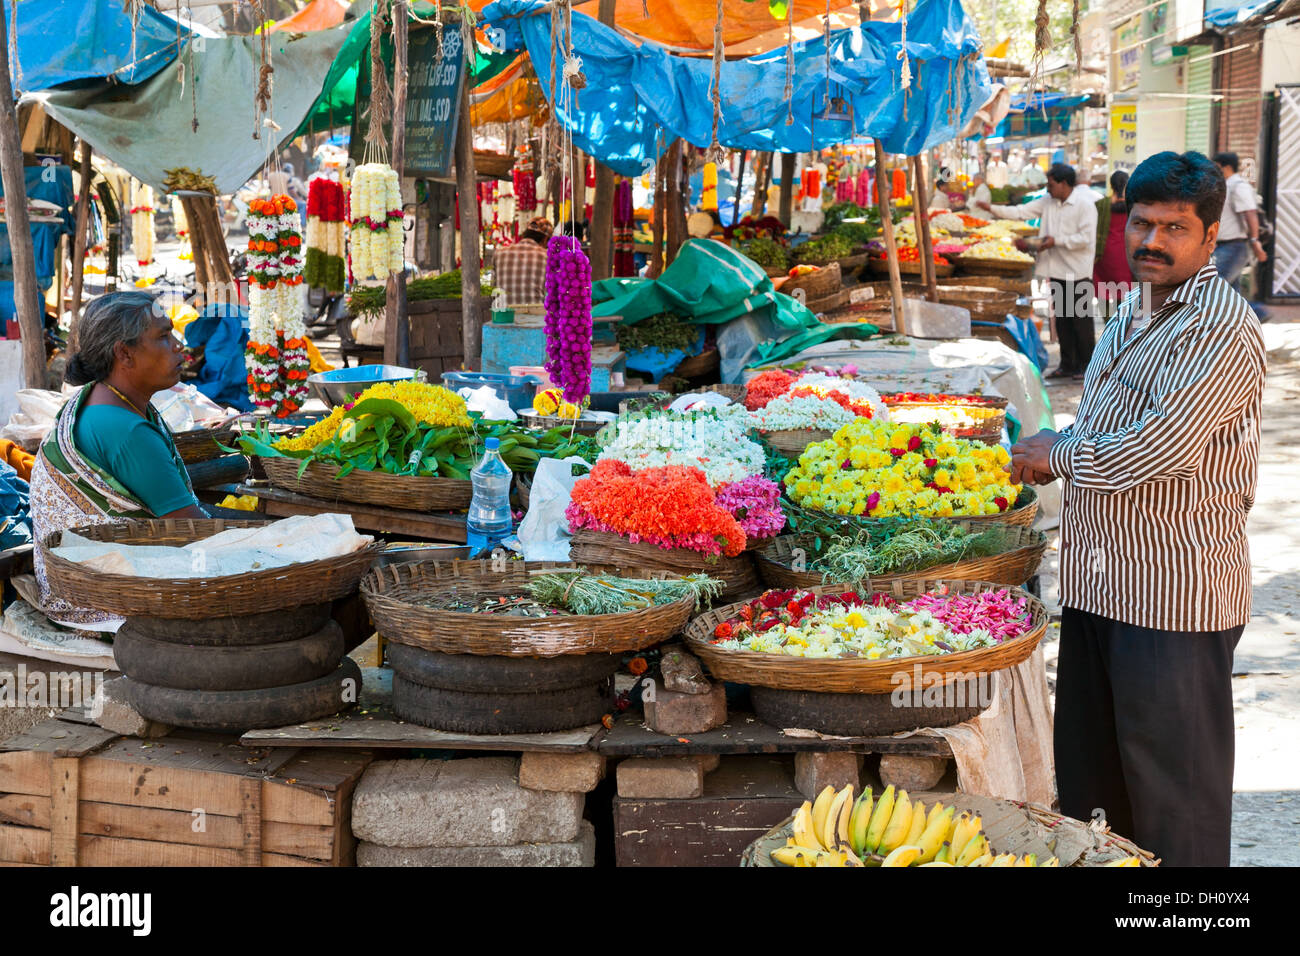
[1010,151,1266,867]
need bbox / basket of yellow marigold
[255,381,477,512]
[782,420,1038,528]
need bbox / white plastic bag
[458,384,517,421]
[516,456,590,562]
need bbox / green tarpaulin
[592,239,878,382]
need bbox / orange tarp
[470,56,541,125]
[272,0,349,33]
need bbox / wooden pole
[649,148,667,278]
[455,38,483,368]
[665,140,684,266]
[911,155,939,303]
[754,151,772,216]
[385,1,411,368]
[0,14,46,388]
[68,140,93,349]
[873,140,905,334]
[732,149,747,227]
[778,152,795,228]
[587,0,617,280]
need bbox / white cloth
[1217,173,1257,241]
[990,187,1099,281]
[52,514,373,578]
[971,183,992,207]
[929,189,951,210]
[986,159,1009,189]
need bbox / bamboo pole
[873,140,905,334]
[455,37,483,367]
[665,140,684,266]
[0,13,46,388]
[68,140,93,349]
[649,148,667,278]
[778,152,795,228]
[386,1,411,368]
[911,155,939,303]
[587,0,617,280]
[754,151,772,216]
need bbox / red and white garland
[304,176,347,293]
[245,194,310,416]
[129,180,155,267]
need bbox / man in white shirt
[969,172,991,210]
[1211,152,1268,317]
[986,153,1009,189]
[978,163,1099,380]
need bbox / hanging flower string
[245,194,309,417]
[543,234,593,405]
[349,163,403,281]
[129,180,156,267]
[304,176,347,293]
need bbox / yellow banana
[903,800,928,848]
[821,785,854,850]
[919,861,954,867]
[834,786,856,849]
[1015,853,1037,867]
[956,832,989,867]
[864,785,896,854]
[771,845,814,866]
[811,786,836,844]
[969,852,995,867]
[949,812,978,859]
[848,787,874,856]
[1041,857,1060,867]
[934,841,952,864]
[916,805,955,864]
[878,790,915,855]
[990,853,1017,867]
[925,801,947,830]
[792,803,823,850]
[843,848,865,867]
[1105,857,1141,867]
[880,845,923,867]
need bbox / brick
[878,754,950,792]
[93,677,171,739]
[794,751,861,799]
[643,683,726,735]
[659,644,712,695]
[695,753,720,773]
[616,757,704,799]
[519,751,606,793]
[351,757,584,847]
[357,821,596,867]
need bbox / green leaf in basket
[344,398,416,433]
[440,461,470,481]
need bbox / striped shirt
[494,237,548,306]
[1047,263,1266,631]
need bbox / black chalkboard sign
[351,23,468,180]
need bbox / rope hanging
[1071,0,1082,73]
[706,0,725,164]
[784,0,795,126]
[1031,0,1050,94]
[363,0,393,164]
[897,0,911,91]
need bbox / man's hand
[1038,235,1056,250]
[975,200,992,212]
[1008,429,1060,485]
[1253,239,1268,263]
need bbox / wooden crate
[407,296,489,377]
[0,718,373,867]
[613,754,804,867]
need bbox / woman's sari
[30,384,194,626]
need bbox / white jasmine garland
[748,393,859,431]
[598,413,766,488]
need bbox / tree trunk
[778,152,795,228]
[649,148,667,278]
[873,141,905,333]
[665,140,685,267]
[587,0,617,280]
[0,12,46,388]
[911,154,939,303]
[68,139,93,350]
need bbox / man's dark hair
[1126,150,1226,233]
[1047,163,1076,187]
[1212,151,1239,172]
[521,229,549,244]
[1110,170,1129,196]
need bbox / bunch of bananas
[771,784,1061,867]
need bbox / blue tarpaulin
[4,0,186,92]
[482,0,991,177]
[1205,0,1282,26]
[184,303,254,412]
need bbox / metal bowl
[307,365,426,408]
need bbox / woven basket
[798,485,1039,530]
[804,288,852,314]
[260,456,472,512]
[761,428,832,459]
[837,253,868,273]
[675,348,720,379]
[883,394,1009,411]
[684,579,1048,694]
[518,411,607,436]
[568,529,759,605]
[697,383,745,403]
[869,259,955,278]
[172,426,238,465]
[956,256,1034,276]
[755,524,1048,590]
[516,473,532,511]
[764,264,790,279]
[361,559,698,657]
[39,520,385,620]
[784,262,841,300]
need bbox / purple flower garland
[543,235,593,404]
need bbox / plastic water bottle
[466,437,513,558]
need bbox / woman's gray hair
[65,291,160,386]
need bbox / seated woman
[31,291,208,626]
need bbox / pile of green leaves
[738,237,788,271]
[824,201,871,230]
[615,313,700,354]
[347,270,496,318]
[238,402,581,480]
[781,505,1007,580]
[528,570,723,614]
[831,221,880,247]
[791,233,854,265]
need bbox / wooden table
[235,482,468,542]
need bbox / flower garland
[304,177,347,293]
[245,194,308,416]
[349,163,403,281]
[170,195,192,262]
[512,146,537,213]
[567,460,748,557]
[274,382,471,452]
[543,235,593,404]
[746,391,859,432]
[597,413,766,489]
[783,419,1020,518]
[744,368,803,410]
[129,180,155,267]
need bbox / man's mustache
[1133,247,1174,265]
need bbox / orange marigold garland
[246,194,308,415]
